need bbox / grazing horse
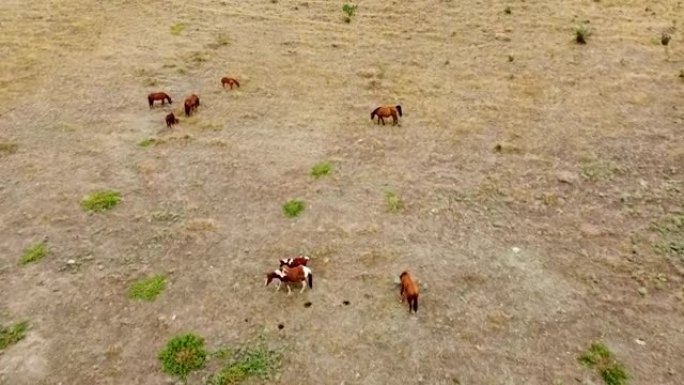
[221,77,240,89]
[165,112,179,128]
[184,94,200,117]
[148,92,172,108]
[265,265,313,294]
[279,255,310,268]
[399,271,419,313]
[371,105,402,126]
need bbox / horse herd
[145,78,415,313]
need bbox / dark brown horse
[221,77,240,89]
[399,270,419,313]
[165,112,179,128]
[148,92,172,108]
[184,94,200,117]
[371,105,403,125]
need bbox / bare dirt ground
[1,1,683,384]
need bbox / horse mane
[371,106,381,119]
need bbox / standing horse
[148,92,172,108]
[184,94,200,117]
[221,77,240,89]
[165,112,179,128]
[265,265,313,294]
[399,270,419,313]
[370,105,403,126]
[279,256,310,268]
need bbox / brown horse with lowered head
[221,77,240,89]
[184,94,200,117]
[371,105,402,125]
[399,270,419,313]
[148,92,172,108]
[265,265,313,295]
[165,112,179,128]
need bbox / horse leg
[300,280,306,293]
[392,112,398,125]
[275,281,281,292]
[287,285,292,296]
[381,117,385,126]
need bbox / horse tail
[168,96,172,104]
[234,79,240,88]
[148,96,153,107]
[185,103,190,116]
[396,105,403,117]
[307,272,313,289]
[371,107,381,120]
[412,296,418,313]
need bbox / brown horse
[265,265,313,295]
[165,112,179,128]
[371,105,403,126]
[399,270,419,313]
[221,77,240,89]
[184,94,200,117]
[148,92,172,108]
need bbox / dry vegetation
[0,1,683,385]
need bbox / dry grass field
[1,0,683,384]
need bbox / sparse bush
[385,191,403,213]
[138,138,157,147]
[208,341,281,385]
[579,342,628,385]
[0,321,28,351]
[310,161,332,178]
[159,333,207,383]
[20,241,47,265]
[283,200,305,218]
[81,190,122,212]
[0,142,18,156]
[170,23,186,36]
[342,3,358,23]
[129,275,166,301]
[575,24,592,44]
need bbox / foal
[165,112,179,128]
[279,255,310,268]
[184,94,200,117]
[399,271,419,313]
[265,265,313,295]
[148,92,172,108]
[370,105,403,126]
[221,77,240,89]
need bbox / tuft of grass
[81,190,122,212]
[207,33,231,49]
[651,213,684,258]
[385,191,403,213]
[0,142,19,156]
[575,23,592,44]
[282,199,305,218]
[310,161,333,179]
[0,321,28,351]
[208,341,282,385]
[580,157,618,181]
[159,333,207,383]
[129,275,166,301]
[342,3,358,23]
[170,22,186,36]
[19,241,47,265]
[579,342,628,385]
[138,138,158,147]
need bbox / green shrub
[579,342,628,385]
[81,190,121,212]
[310,161,332,178]
[575,24,592,44]
[129,275,166,301]
[20,242,47,265]
[0,321,28,351]
[283,199,305,218]
[208,342,281,385]
[159,333,207,382]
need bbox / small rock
[635,338,646,345]
[638,287,648,296]
[393,276,401,285]
[495,33,511,42]
[556,171,579,185]
[511,247,521,253]
[66,259,76,265]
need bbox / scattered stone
[638,287,648,296]
[511,247,521,253]
[556,171,579,185]
[635,338,646,345]
[66,259,76,265]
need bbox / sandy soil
[1,1,683,384]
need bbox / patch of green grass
[342,2,358,23]
[19,242,47,265]
[208,341,281,385]
[580,157,618,181]
[650,212,684,258]
[170,22,186,36]
[310,161,332,178]
[81,190,121,212]
[385,191,403,213]
[575,23,592,44]
[129,275,166,301]
[138,138,158,147]
[0,142,19,155]
[159,333,207,383]
[579,342,628,385]
[0,321,28,351]
[282,199,305,218]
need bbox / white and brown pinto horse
[265,265,313,294]
[279,255,310,268]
